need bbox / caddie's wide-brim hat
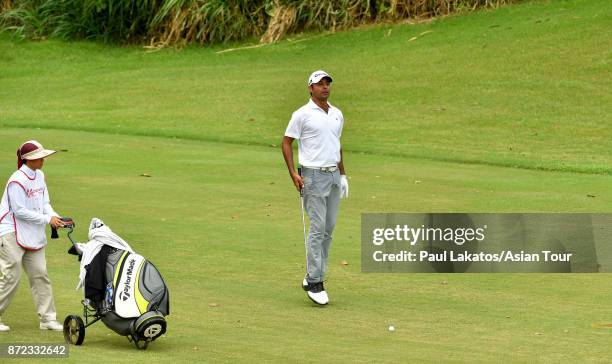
[19,140,56,160]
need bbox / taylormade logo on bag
[119,258,136,301]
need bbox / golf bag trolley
[55,218,170,349]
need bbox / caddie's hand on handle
[49,216,65,229]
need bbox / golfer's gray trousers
[303,167,341,283]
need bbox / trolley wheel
[63,315,85,345]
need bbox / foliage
[0,0,512,45]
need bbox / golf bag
[60,218,170,349]
[88,245,170,339]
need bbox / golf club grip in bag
[298,167,303,197]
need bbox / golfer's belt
[305,166,338,173]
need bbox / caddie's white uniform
[0,164,60,323]
[0,166,59,249]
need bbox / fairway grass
[0,128,611,363]
[0,0,611,175]
[0,0,611,362]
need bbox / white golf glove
[340,175,349,199]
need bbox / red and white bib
[0,168,49,250]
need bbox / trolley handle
[51,217,75,239]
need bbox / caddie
[281,70,349,305]
[0,140,66,331]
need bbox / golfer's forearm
[338,149,346,175]
[281,137,297,175]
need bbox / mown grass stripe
[3,124,610,176]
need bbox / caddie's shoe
[307,282,329,305]
[0,318,9,332]
[40,320,63,331]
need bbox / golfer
[0,140,66,331]
[282,70,349,305]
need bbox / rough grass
[1,0,511,45]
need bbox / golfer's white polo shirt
[285,99,344,168]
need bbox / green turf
[0,0,611,362]
[1,0,610,174]
[0,128,611,363]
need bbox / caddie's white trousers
[0,233,57,322]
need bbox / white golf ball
[388,325,395,332]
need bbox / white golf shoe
[306,282,329,305]
[40,320,63,331]
[0,318,9,332]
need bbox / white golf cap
[308,70,333,86]
[18,140,56,160]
